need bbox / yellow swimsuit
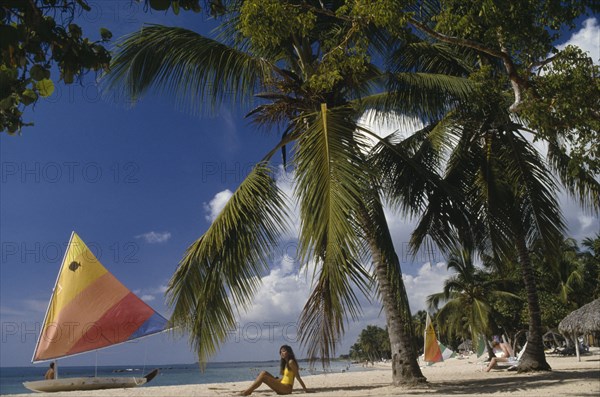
[280,366,295,386]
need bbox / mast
[31,231,75,376]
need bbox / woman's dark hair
[279,345,296,375]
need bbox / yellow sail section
[424,312,443,363]
[47,233,108,320]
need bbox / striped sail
[32,232,169,362]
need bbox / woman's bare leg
[241,371,292,396]
[485,357,508,372]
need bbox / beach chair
[496,342,528,371]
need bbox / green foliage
[348,325,391,361]
[144,0,203,15]
[0,0,111,133]
[581,235,600,299]
[432,0,596,63]
[239,0,316,54]
[521,46,600,175]
[427,247,521,341]
[406,0,600,172]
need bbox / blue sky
[1,3,598,368]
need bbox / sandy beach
[5,350,599,397]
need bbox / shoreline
[3,352,598,396]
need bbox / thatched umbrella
[558,298,600,361]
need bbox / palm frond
[166,163,287,364]
[546,139,600,213]
[387,41,475,76]
[501,132,565,257]
[294,104,373,363]
[386,73,474,119]
[353,72,473,122]
[104,25,271,115]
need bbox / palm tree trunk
[358,189,426,385]
[515,234,551,371]
[369,240,427,385]
[362,212,426,384]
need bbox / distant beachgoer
[45,362,55,380]
[240,345,309,395]
[485,341,513,372]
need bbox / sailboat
[23,232,170,393]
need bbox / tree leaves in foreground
[0,0,111,133]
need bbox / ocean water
[0,360,367,395]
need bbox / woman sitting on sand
[241,345,309,395]
[485,341,513,372]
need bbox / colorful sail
[32,232,169,363]
[438,342,456,360]
[424,312,443,363]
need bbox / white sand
[6,351,599,397]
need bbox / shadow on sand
[389,369,598,396]
[253,369,600,396]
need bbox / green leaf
[30,65,46,81]
[100,28,112,40]
[21,89,38,105]
[149,0,171,11]
[36,79,55,97]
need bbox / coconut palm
[533,238,585,308]
[580,234,600,300]
[427,247,520,341]
[104,0,473,385]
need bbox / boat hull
[22,369,159,393]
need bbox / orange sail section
[32,232,169,362]
[424,312,443,363]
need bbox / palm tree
[533,238,585,308]
[105,1,472,385]
[581,234,600,300]
[427,247,520,341]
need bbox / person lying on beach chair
[485,342,529,372]
[484,341,513,372]
[241,345,309,395]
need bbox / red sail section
[66,293,154,356]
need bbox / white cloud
[557,17,600,63]
[136,231,172,244]
[24,299,49,313]
[274,166,300,241]
[357,111,425,152]
[140,295,156,302]
[558,193,600,241]
[203,189,233,222]
[404,262,450,313]
[238,256,314,326]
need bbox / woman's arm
[288,360,309,392]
